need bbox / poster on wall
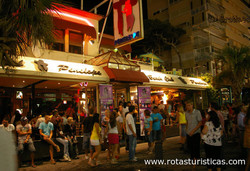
[99,84,113,120]
[138,86,151,136]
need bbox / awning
[103,66,149,83]
[53,18,96,39]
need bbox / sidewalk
[19,136,245,171]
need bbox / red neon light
[51,4,98,27]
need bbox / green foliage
[200,73,219,103]
[0,0,67,69]
[214,46,250,105]
[131,19,185,57]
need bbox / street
[19,136,245,171]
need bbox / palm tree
[0,0,64,70]
[214,46,250,106]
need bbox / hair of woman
[93,113,100,124]
[109,111,117,128]
[208,110,221,128]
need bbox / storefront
[0,56,109,121]
[141,70,209,110]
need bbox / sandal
[51,160,56,165]
[55,145,60,152]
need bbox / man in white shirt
[0,117,15,133]
[126,106,137,162]
[158,101,165,110]
[16,117,36,168]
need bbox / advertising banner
[138,86,151,136]
[113,0,144,48]
[99,84,113,119]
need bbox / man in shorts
[39,115,60,164]
[16,117,36,168]
[151,106,163,142]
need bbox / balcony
[206,2,224,17]
[26,47,94,64]
[210,35,227,49]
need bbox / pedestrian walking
[201,111,223,171]
[185,100,202,163]
[89,113,102,166]
[126,106,137,161]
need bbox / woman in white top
[105,111,119,164]
[202,110,223,171]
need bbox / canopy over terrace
[87,51,149,83]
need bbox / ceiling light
[23,80,25,83]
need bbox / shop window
[69,31,83,54]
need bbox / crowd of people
[0,100,250,171]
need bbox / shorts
[90,139,100,146]
[180,124,186,137]
[145,130,153,143]
[82,133,94,150]
[17,138,36,152]
[152,130,162,141]
[108,133,119,144]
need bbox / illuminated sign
[58,65,101,76]
[113,0,144,48]
[147,75,174,83]
[190,79,207,86]
[114,31,140,45]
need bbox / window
[51,29,65,52]
[69,31,83,54]
[202,12,205,21]
[190,1,193,9]
[192,16,194,25]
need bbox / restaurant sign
[15,57,105,78]
[189,79,207,86]
[147,75,174,83]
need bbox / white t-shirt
[126,113,136,135]
[0,128,17,171]
[202,121,222,146]
[122,107,129,119]
[0,124,15,132]
[158,104,165,110]
[35,117,45,128]
[108,123,118,134]
[116,115,123,123]
[16,124,32,141]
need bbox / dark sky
[67,0,148,35]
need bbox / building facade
[147,0,250,76]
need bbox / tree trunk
[171,44,182,70]
[232,83,243,106]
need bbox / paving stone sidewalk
[19,136,245,171]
